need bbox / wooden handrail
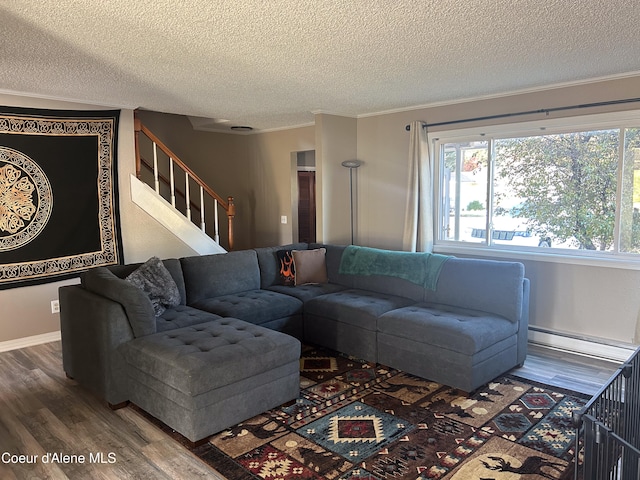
[134,115,235,250]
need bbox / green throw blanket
[338,245,450,291]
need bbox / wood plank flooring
[0,340,621,479]
[0,341,223,480]
[511,343,622,397]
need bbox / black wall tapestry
[0,107,122,289]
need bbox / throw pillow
[125,256,181,316]
[292,248,328,285]
[276,249,296,286]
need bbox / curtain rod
[405,97,640,131]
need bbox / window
[434,112,640,258]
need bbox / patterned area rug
[165,345,587,479]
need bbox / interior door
[297,171,316,243]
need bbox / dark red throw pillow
[276,249,296,286]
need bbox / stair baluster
[169,159,176,208]
[214,198,219,244]
[185,171,191,221]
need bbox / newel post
[227,196,236,251]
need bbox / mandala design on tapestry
[0,147,52,251]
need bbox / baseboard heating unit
[528,327,637,363]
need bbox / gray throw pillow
[126,256,181,316]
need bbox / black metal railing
[574,345,640,479]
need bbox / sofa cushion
[310,243,354,288]
[161,258,188,306]
[190,289,303,326]
[82,267,156,337]
[292,248,328,285]
[343,272,425,302]
[181,250,260,303]
[125,256,181,316]
[304,288,415,331]
[254,243,308,288]
[155,305,223,332]
[120,318,301,396]
[424,258,524,323]
[378,303,519,355]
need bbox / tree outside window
[438,122,640,256]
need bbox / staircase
[133,116,236,251]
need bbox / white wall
[315,113,358,244]
[519,258,640,344]
[247,126,315,247]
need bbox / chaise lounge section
[121,317,300,442]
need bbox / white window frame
[431,109,640,270]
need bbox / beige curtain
[402,121,433,252]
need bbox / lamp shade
[341,160,362,168]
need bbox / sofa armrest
[82,267,156,337]
[517,277,530,366]
[59,285,134,405]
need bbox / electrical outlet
[51,300,60,314]
[281,215,287,224]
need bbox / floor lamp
[341,159,363,244]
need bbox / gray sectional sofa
[59,243,529,443]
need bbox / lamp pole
[341,160,363,245]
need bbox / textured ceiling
[1,0,640,132]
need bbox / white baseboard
[0,331,61,353]
[528,328,637,363]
